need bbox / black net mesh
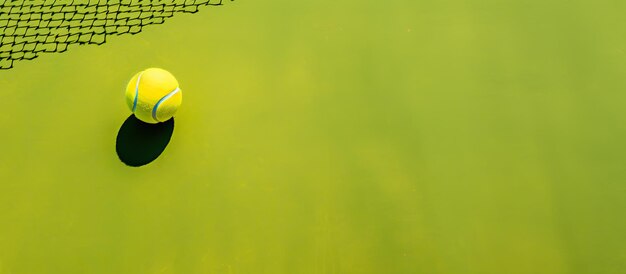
[0,0,226,70]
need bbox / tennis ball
[125,68,182,124]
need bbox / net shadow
[0,0,230,70]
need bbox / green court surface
[1,1,626,273]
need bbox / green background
[1,0,626,273]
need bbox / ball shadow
[116,115,174,167]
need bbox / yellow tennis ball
[125,68,182,124]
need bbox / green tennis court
[1,0,625,273]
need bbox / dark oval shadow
[116,115,174,167]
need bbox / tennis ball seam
[151,87,181,122]
[131,71,144,112]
